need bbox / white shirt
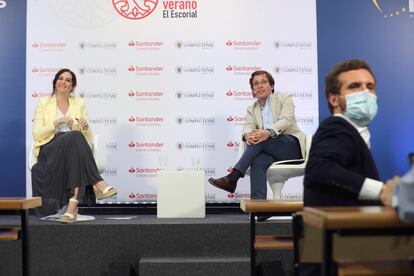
[56,108,71,132]
[260,96,273,130]
[334,113,383,200]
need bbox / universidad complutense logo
[112,0,159,20]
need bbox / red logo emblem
[227,141,234,148]
[128,90,135,96]
[128,142,136,147]
[128,66,135,71]
[32,67,39,73]
[128,193,136,198]
[227,193,235,198]
[226,90,233,96]
[32,42,39,48]
[32,92,38,97]
[226,116,234,122]
[225,40,233,46]
[226,65,233,71]
[227,167,233,173]
[112,0,159,20]
[128,116,136,122]
[128,41,135,46]
[128,167,136,173]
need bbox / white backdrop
[26,0,318,204]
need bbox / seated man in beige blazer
[208,70,305,201]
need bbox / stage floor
[0,213,293,276]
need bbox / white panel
[157,170,205,218]
[26,0,318,202]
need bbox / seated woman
[31,68,117,223]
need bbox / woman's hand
[76,118,89,131]
[53,116,74,129]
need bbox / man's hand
[245,129,270,145]
[380,176,400,207]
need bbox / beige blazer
[242,93,306,158]
[32,95,92,157]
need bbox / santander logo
[225,40,233,46]
[226,115,246,123]
[227,141,240,148]
[31,91,50,97]
[226,65,233,71]
[226,90,252,98]
[112,0,158,20]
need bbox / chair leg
[269,182,284,199]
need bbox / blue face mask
[344,90,378,127]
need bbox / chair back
[303,134,313,163]
[28,142,37,170]
[91,135,107,173]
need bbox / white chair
[29,134,106,173]
[238,134,312,199]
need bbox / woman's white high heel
[61,198,78,224]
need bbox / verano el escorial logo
[112,0,158,20]
[112,0,199,20]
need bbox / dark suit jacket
[303,116,380,206]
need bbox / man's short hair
[325,59,376,113]
[249,70,275,92]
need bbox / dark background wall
[0,0,26,196]
[317,0,414,180]
[1,0,413,196]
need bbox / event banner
[26,0,318,204]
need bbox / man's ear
[328,93,339,109]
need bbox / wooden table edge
[0,197,42,210]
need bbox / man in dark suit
[304,59,399,207]
[301,59,401,276]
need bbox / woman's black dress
[31,130,103,217]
